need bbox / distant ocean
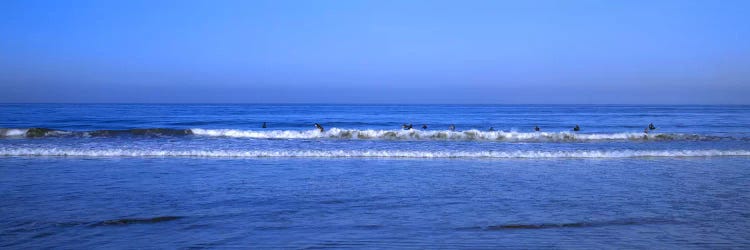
[2,104,749,248]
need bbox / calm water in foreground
[1,104,749,248]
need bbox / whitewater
[2,148,749,159]
[0,127,729,142]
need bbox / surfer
[262,122,267,128]
[573,125,580,131]
[649,123,656,130]
[489,127,495,131]
[314,123,324,132]
[402,124,413,130]
[534,125,540,132]
[449,124,456,131]
[422,124,427,130]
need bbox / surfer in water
[449,124,456,131]
[649,123,656,130]
[573,125,580,131]
[402,124,413,130]
[262,122,267,128]
[534,125,540,132]
[489,127,495,131]
[422,124,427,130]
[314,123,324,132]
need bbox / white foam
[190,128,323,139]
[190,128,702,141]
[0,129,28,137]
[1,148,748,159]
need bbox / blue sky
[1,0,748,104]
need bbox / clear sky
[1,0,748,104]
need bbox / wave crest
[0,128,192,138]
[191,128,710,142]
[0,129,29,137]
[0,127,726,142]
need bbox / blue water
[2,104,750,248]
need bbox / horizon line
[1,102,749,106]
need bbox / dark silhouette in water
[649,123,656,130]
[402,124,413,130]
[92,216,183,227]
[449,124,456,131]
[573,125,580,131]
[314,123,324,132]
[489,127,495,131]
[262,122,267,128]
[422,124,427,130]
[25,128,52,137]
[534,126,540,132]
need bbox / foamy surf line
[0,127,731,141]
[1,148,749,159]
[190,128,716,142]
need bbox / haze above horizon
[1,0,749,104]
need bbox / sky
[0,0,749,104]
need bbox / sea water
[1,104,749,248]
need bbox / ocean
[1,104,749,248]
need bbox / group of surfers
[263,122,658,133]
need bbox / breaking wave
[0,128,28,137]
[0,128,192,138]
[188,128,716,142]
[0,127,732,142]
[1,148,748,159]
